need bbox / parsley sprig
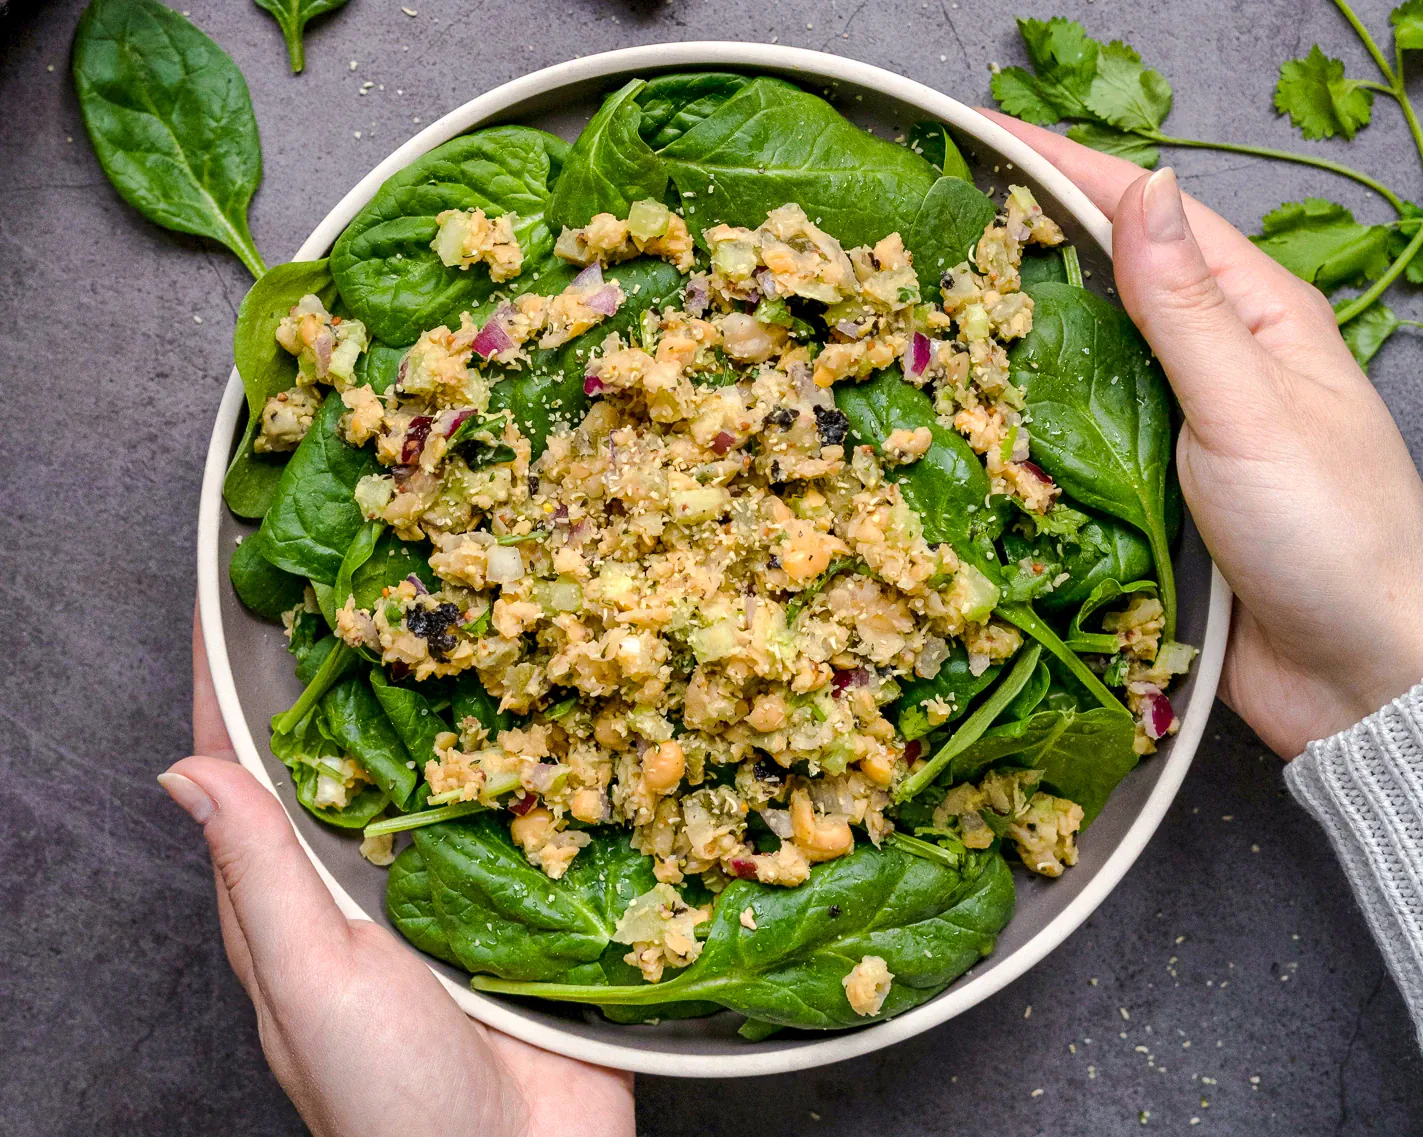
[992,2,1423,370]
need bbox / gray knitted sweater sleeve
[1285,682,1423,1044]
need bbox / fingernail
[158,771,216,824]
[1143,167,1185,243]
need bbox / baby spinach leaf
[1063,579,1156,654]
[636,72,751,150]
[350,531,437,610]
[659,77,938,252]
[1002,512,1153,611]
[72,0,266,278]
[907,121,973,182]
[487,258,684,455]
[1010,282,1176,638]
[354,341,408,395]
[292,631,356,687]
[257,392,380,584]
[322,675,418,810]
[229,532,306,621]
[906,176,997,297]
[270,706,387,828]
[223,260,339,519]
[408,818,653,982]
[253,0,349,74]
[997,602,1126,714]
[471,843,1016,1030]
[900,645,1043,800]
[331,127,569,345]
[998,658,1051,723]
[385,844,459,964]
[1018,247,1070,287]
[370,669,451,772]
[836,367,1001,580]
[451,671,511,737]
[548,80,668,228]
[332,519,383,616]
[897,645,1002,741]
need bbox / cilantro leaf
[1084,41,1173,133]
[1251,199,1391,291]
[993,17,1100,124]
[1274,45,1375,140]
[1389,201,1423,284]
[1392,0,1423,51]
[990,66,1065,126]
[1335,300,1399,370]
[1066,122,1161,168]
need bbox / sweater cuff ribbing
[1285,681,1423,1047]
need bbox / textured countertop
[3,0,1422,1133]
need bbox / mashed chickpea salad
[226,72,1195,1034]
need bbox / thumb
[1110,167,1283,452]
[160,755,353,1002]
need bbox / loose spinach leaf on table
[224,260,339,519]
[253,0,349,74]
[658,77,939,252]
[1009,282,1177,638]
[907,120,974,181]
[635,72,751,150]
[257,392,380,584]
[487,258,685,455]
[897,644,1002,742]
[470,843,1016,1030]
[270,706,388,828]
[321,675,418,810]
[72,0,267,278]
[547,79,669,228]
[404,818,653,982]
[229,531,307,620]
[331,127,569,345]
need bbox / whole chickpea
[642,740,685,795]
[509,805,554,850]
[569,788,605,824]
[746,692,788,732]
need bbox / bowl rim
[197,40,1231,1078]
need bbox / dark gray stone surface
[1,0,1420,1134]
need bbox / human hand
[985,112,1423,757]
[159,611,634,1137]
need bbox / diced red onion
[907,331,931,378]
[472,317,515,360]
[759,807,793,839]
[835,319,861,338]
[1142,691,1177,740]
[584,285,621,316]
[401,415,434,464]
[711,430,736,455]
[754,268,776,298]
[572,263,604,289]
[507,792,539,816]
[744,593,759,628]
[391,463,418,486]
[728,857,759,880]
[552,503,569,525]
[445,408,475,436]
[584,373,606,396]
[831,668,870,697]
[526,763,563,794]
[313,327,334,377]
[903,740,923,764]
[684,276,710,317]
[1021,460,1054,485]
[404,573,429,595]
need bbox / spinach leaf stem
[273,640,352,735]
[363,800,487,838]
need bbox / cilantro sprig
[991,3,1423,370]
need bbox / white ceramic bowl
[197,41,1230,1077]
